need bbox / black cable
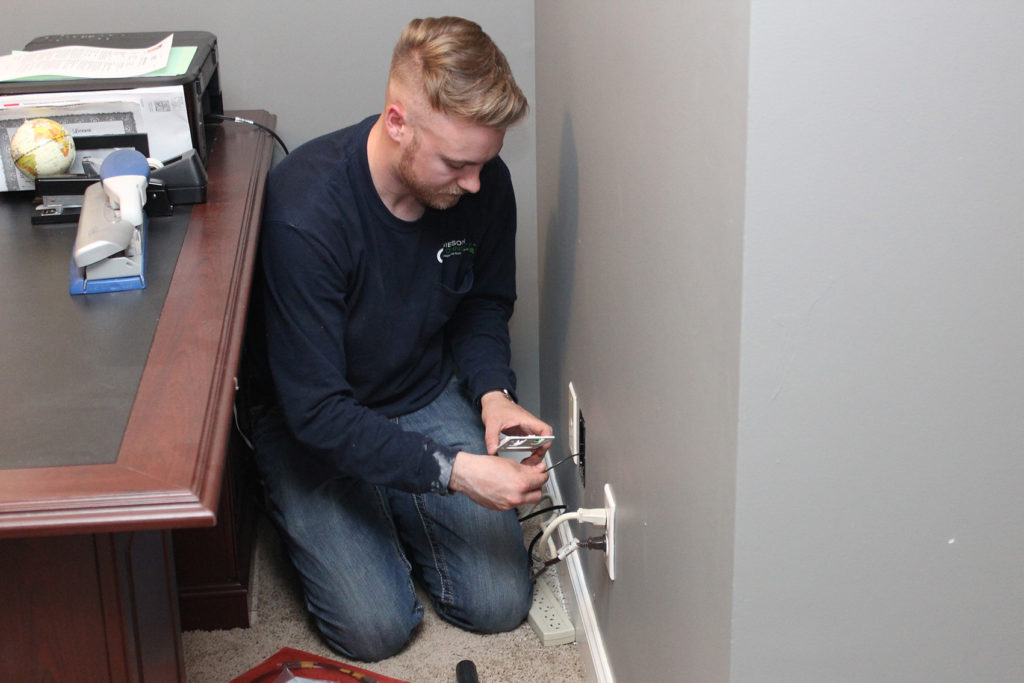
[531,555,561,581]
[528,529,551,580]
[518,504,566,523]
[515,493,553,522]
[544,453,579,472]
[207,113,289,155]
[528,527,545,564]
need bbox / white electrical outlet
[604,483,616,581]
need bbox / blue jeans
[248,378,533,661]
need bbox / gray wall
[8,2,1023,681]
[0,0,541,408]
[733,2,1024,681]
[537,1,1024,682]
[536,2,750,680]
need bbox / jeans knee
[445,574,533,634]
[315,607,422,662]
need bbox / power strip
[528,571,575,646]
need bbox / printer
[0,31,223,194]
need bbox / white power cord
[536,507,608,561]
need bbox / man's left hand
[479,390,554,460]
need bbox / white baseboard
[543,474,616,683]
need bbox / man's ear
[384,103,408,143]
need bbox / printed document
[0,35,173,82]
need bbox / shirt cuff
[427,444,459,496]
[470,369,517,407]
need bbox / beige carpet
[182,511,584,682]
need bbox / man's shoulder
[273,115,375,180]
[265,115,376,223]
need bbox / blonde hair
[390,16,528,129]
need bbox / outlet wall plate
[568,381,580,456]
[604,483,616,581]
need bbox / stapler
[69,149,150,294]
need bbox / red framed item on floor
[228,647,408,683]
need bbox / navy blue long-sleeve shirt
[246,115,519,494]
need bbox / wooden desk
[0,110,275,682]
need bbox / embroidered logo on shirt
[436,239,476,263]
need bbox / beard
[398,134,465,211]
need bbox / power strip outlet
[528,573,575,646]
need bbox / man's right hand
[448,451,548,511]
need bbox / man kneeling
[242,16,552,661]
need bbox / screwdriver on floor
[456,659,480,682]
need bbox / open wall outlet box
[568,381,585,486]
[568,382,580,455]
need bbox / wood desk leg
[0,531,185,682]
[174,424,260,631]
